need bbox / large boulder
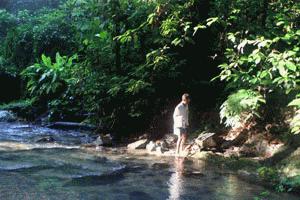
[0,110,17,122]
[195,132,217,150]
[127,139,148,150]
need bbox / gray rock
[156,146,164,154]
[127,139,148,150]
[146,141,168,154]
[0,110,17,122]
[146,141,156,152]
[102,134,113,146]
[93,136,104,146]
[93,134,113,146]
[195,132,217,150]
[163,134,177,148]
[160,141,168,150]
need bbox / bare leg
[175,135,181,155]
[180,133,187,154]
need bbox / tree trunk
[261,0,268,27]
[114,22,121,73]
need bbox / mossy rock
[281,147,300,177]
[0,99,36,120]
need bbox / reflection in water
[220,174,240,198]
[168,157,185,200]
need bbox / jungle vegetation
[0,0,299,136]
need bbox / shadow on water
[128,191,154,200]
[64,172,125,187]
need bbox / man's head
[181,93,190,105]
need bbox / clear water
[0,122,299,200]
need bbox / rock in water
[146,140,169,154]
[195,132,217,150]
[93,136,103,146]
[102,134,113,146]
[163,134,177,148]
[146,141,156,152]
[93,134,113,146]
[35,136,56,143]
[156,146,163,154]
[127,139,148,150]
[0,110,17,122]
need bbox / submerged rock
[128,191,153,200]
[127,139,149,150]
[191,151,213,160]
[65,172,124,187]
[0,110,17,122]
[35,136,56,143]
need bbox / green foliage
[1,0,299,136]
[220,89,265,128]
[253,191,270,200]
[3,9,77,69]
[288,94,300,134]
[0,99,35,120]
[258,167,280,183]
[21,53,78,98]
[0,9,16,39]
[257,167,300,193]
[206,0,300,132]
[0,99,33,111]
[278,175,300,192]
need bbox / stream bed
[0,122,299,200]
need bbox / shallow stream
[0,122,299,200]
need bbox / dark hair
[182,93,190,100]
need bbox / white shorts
[174,127,188,136]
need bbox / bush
[21,53,77,99]
[220,89,265,128]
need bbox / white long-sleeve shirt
[173,102,189,128]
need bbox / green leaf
[278,61,288,77]
[41,54,52,67]
[286,61,297,72]
[206,17,219,26]
[289,99,300,107]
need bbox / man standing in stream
[173,93,190,156]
